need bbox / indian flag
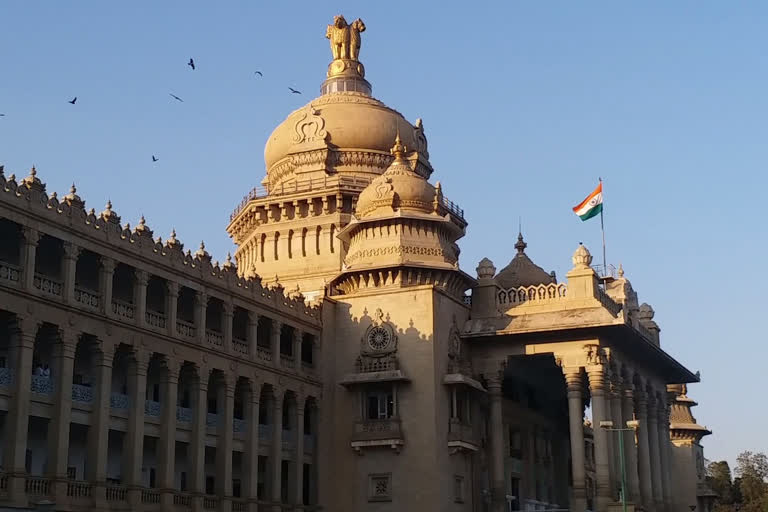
[572,183,603,221]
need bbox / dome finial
[515,231,527,255]
[390,130,407,160]
[70,183,77,194]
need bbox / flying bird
[68,97,77,104]
[152,155,159,162]
[188,58,195,70]
[254,71,263,77]
[288,87,301,94]
[169,93,184,102]
[0,114,5,117]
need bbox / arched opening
[232,307,249,355]
[273,232,280,261]
[145,276,167,329]
[287,230,294,259]
[329,224,336,254]
[315,226,321,255]
[301,228,307,258]
[34,234,64,296]
[205,298,224,348]
[0,219,23,282]
[74,249,101,308]
[112,263,135,320]
[176,286,196,338]
[279,324,294,358]
[259,234,266,263]
[256,317,272,351]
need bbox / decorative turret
[100,200,120,225]
[63,183,85,210]
[495,232,556,289]
[21,166,44,192]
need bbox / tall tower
[227,14,432,300]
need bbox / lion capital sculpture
[326,15,366,61]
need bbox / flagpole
[599,177,607,277]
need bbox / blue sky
[1,2,765,465]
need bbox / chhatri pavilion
[0,14,712,512]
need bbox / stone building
[0,14,711,512]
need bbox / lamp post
[600,418,640,512]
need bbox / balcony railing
[0,367,14,387]
[498,283,568,307]
[74,287,100,309]
[233,418,247,433]
[232,499,247,512]
[0,262,21,284]
[33,273,63,297]
[25,476,51,496]
[206,329,224,347]
[447,420,478,446]
[203,496,219,510]
[233,338,249,355]
[145,310,167,329]
[105,484,128,502]
[145,400,161,417]
[258,424,272,441]
[256,346,272,362]
[304,434,316,454]
[176,319,196,338]
[31,375,53,394]
[141,488,161,504]
[112,298,135,320]
[206,412,219,428]
[173,493,192,507]
[356,355,397,373]
[177,406,192,423]
[110,392,129,410]
[67,480,92,499]
[72,383,94,403]
[352,418,403,442]
[280,354,295,369]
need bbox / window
[281,461,290,503]
[453,475,464,503]
[149,468,156,488]
[368,473,392,502]
[180,472,187,491]
[257,456,267,500]
[509,477,520,511]
[205,476,215,495]
[232,478,241,498]
[508,427,522,458]
[366,390,394,420]
[208,397,217,414]
[67,467,77,480]
[302,464,311,505]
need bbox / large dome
[264,93,428,175]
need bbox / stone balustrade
[176,319,196,338]
[74,287,100,308]
[206,329,224,347]
[111,298,135,320]
[145,310,167,329]
[0,262,21,284]
[72,383,94,403]
[33,273,63,296]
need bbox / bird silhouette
[188,58,195,70]
[169,93,184,102]
[152,155,159,162]
[288,87,301,94]
[68,97,77,104]
[255,71,263,77]
[0,114,5,117]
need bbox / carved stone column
[294,394,307,510]
[621,387,641,503]
[609,376,624,500]
[294,329,303,371]
[487,372,506,512]
[88,341,115,509]
[248,312,260,363]
[134,270,149,328]
[195,291,208,344]
[271,321,282,368]
[657,396,673,512]
[166,281,179,337]
[586,363,612,511]
[217,373,235,512]
[191,366,209,512]
[271,388,284,511]
[223,302,234,355]
[564,368,587,512]
[99,256,116,317]
[646,393,664,510]
[246,380,261,512]
[159,358,181,509]
[124,350,150,507]
[47,330,78,504]
[6,316,37,506]
[634,389,654,510]
[62,242,80,305]
[21,226,39,291]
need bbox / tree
[735,451,768,512]
[708,460,736,504]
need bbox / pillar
[271,388,284,512]
[564,368,587,512]
[191,366,209,512]
[294,395,306,510]
[246,380,261,512]
[62,242,80,305]
[195,291,208,344]
[634,389,654,510]
[124,349,149,507]
[646,393,664,511]
[47,330,78,503]
[657,397,672,512]
[100,256,115,317]
[271,321,282,368]
[167,281,179,337]
[159,358,180,508]
[587,364,612,511]
[621,387,641,503]
[217,374,235,512]
[487,373,505,512]
[5,316,37,506]
[248,312,260,363]
[609,378,624,501]
[134,270,148,328]
[223,302,234,355]
[88,341,115,509]
[293,329,302,368]
[21,226,39,291]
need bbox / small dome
[476,258,496,279]
[496,234,555,288]
[572,243,593,269]
[355,134,435,219]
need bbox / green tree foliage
[709,461,736,504]
[735,451,768,512]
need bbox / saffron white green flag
[572,183,603,221]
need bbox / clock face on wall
[367,326,391,351]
